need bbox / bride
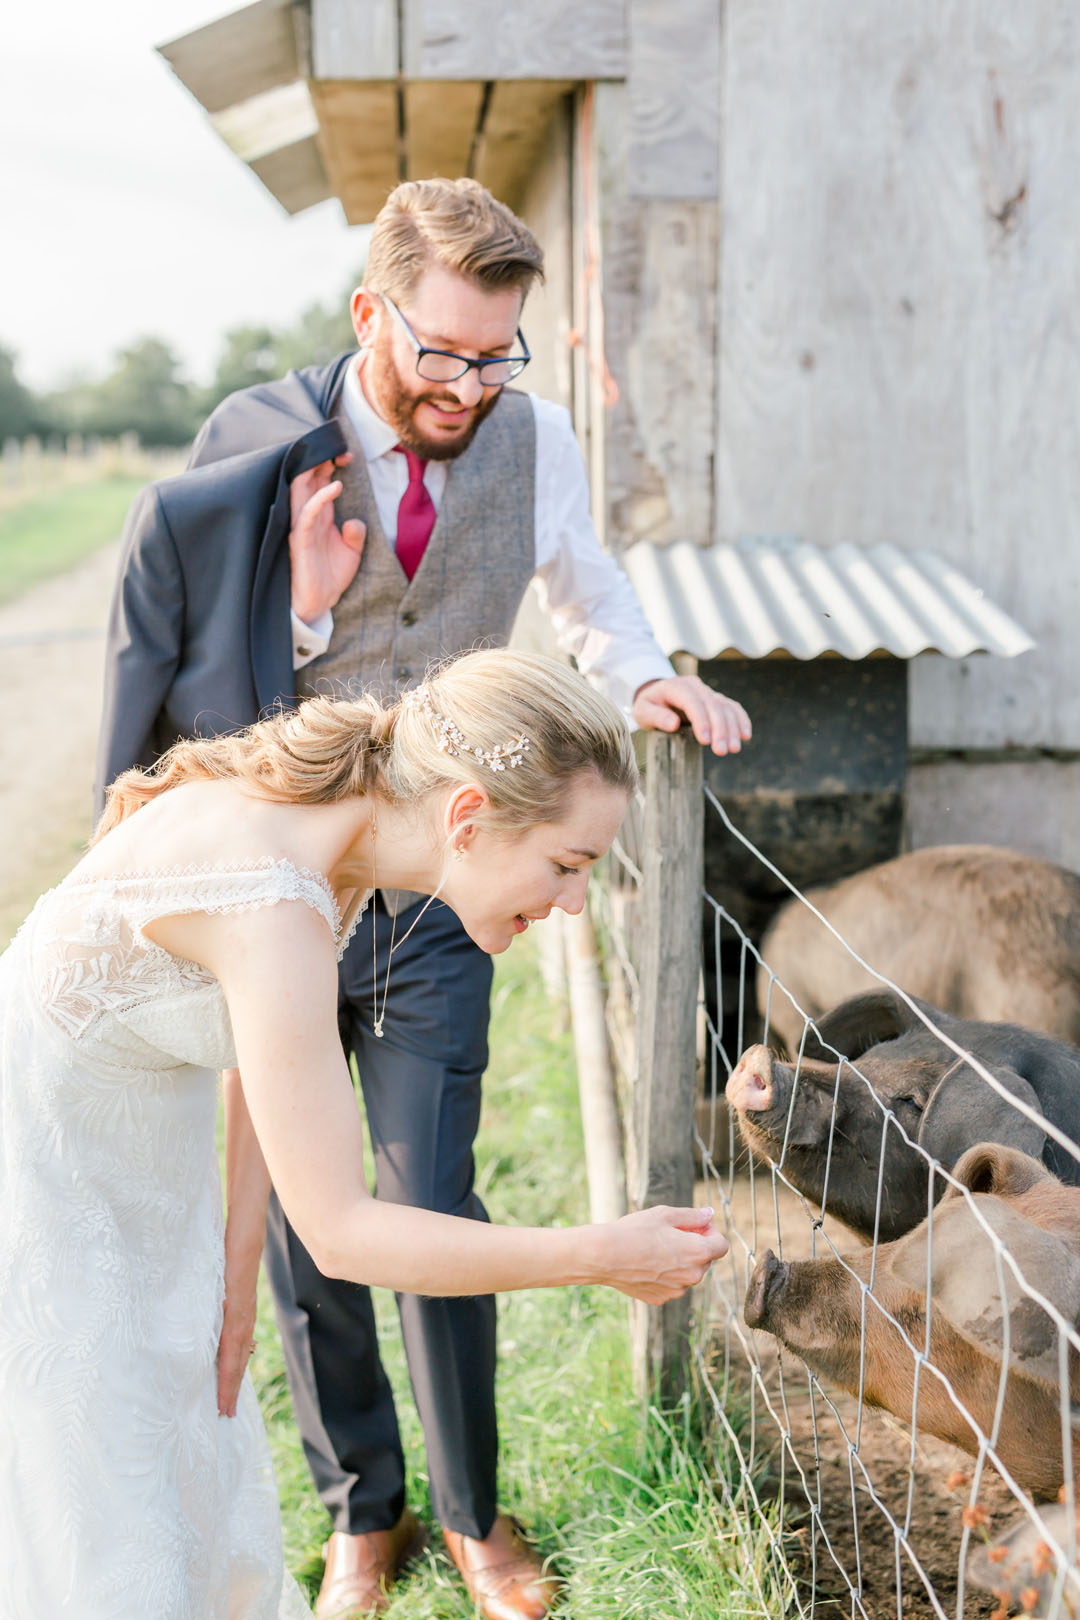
[0,648,726,1619]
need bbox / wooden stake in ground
[566,905,626,1224]
[630,729,704,1401]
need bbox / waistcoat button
[400,610,417,627]
[398,666,411,679]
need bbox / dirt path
[0,542,120,941]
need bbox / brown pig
[726,988,1080,1242]
[744,1144,1080,1500]
[758,845,1080,1057]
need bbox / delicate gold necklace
[371,819,393,1038]
[369,815,446,1039]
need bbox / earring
[453,845,466,861]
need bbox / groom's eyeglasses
[380,295,531,387]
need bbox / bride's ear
[444,784,490,850]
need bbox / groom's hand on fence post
[632,675,752,756]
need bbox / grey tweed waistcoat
[297,388,537,705]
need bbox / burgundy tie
[394,446,436,582]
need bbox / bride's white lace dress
[0,857,362,1619]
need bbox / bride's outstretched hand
[601,1205,728,1304]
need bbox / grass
[250,932,786,1617]
[0,475,146,602]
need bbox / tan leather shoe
[442,1514,564,1620]
[315,1510,428,1618]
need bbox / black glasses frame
[380,294,531,385]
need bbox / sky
[1,0,371,390]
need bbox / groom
[96,177,750,1620]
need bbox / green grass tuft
[0,476,146,602]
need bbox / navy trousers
[263,894,497,1538]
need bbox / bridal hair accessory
[402,685,531,771]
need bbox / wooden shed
[160,0,1080,870]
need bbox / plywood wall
[713,1,1080,751]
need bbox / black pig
[726,989,1080,1241]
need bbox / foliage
[272,292,357,377]
[4,260,364,449]
[202,325,280,415]
[0,347,45,440]
[49,337,202,448]
[0,476,146,604]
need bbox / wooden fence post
[566,906,627,1224]
[630,728,704,1401]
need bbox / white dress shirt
[291,352,674,717]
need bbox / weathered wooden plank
[403,81,485,182]
[311,0,398,80]
[630,729,704,1399]
[567,907,627,1225]
[601,199,720,549]
[474,81,573,213]
[309,80,401,226]
[210,80,318,164]
[158,0,301,115]
[628,0,721,199]
[401,0,626,81]
[514,95,574,409]
[250,134,334,216]
[716,0,1080,750]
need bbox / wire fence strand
[595,783,1080,1620]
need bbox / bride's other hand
[217,1290,258,1418]
[218,1067,271,1418]
[600,1206,728,1304]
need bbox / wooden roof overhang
[158,0,626,221]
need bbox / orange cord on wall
[569,82,620,410]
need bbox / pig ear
[801,989,929,1063]
[918,1064,1047,1169]
[949,1142,1056,1200]
[890,1196,1080,1388]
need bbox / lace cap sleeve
[59,857,346,944]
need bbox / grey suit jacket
[94,355,353,817]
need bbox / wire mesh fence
[592,745,1080,1620]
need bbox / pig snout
[745,1248,789,1329]
[727,1045,774,1113]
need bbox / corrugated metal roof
[621,536,1036,661]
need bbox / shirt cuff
[292,608,333,669]
[604,653,677,727]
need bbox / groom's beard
[366,340,503,461]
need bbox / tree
[0,346,43,440]
[72,337,200,447]
[273,279,361,375]
[203,324,280,415]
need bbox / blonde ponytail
[94,694,394,842]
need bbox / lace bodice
[20,856,367,1074]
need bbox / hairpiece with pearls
[402,685,531,771]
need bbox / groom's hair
[364,177,545,306]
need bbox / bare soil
[703,1171,1023,1618]
[0,541,119,940]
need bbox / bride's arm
[156,902,726,1302]
[218,1067,271,1417]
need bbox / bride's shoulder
[80,783,307,885]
